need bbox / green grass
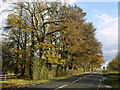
[0,70,94,88]
[1,76,68,84]
[1,71,90,88]
[102,70,120,89]
[1,75,73,88]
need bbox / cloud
[61,0,79,5]
[67,0,79,4]
[96,14,118,62]
[92,10,100,13]
[0,3,11,42]
[0,3,10,27]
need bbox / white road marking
[73,79,80,83]
[73,74,91,83]
[100,79,102,84]
[54,84,68,90]
[97,78,102,90]
[55,73,98,90]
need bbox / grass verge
[0,72,87,88]
[102,70,120,89]
[0,76,70,88]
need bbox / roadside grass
[1,71,90,88]
[102,70,120,89]
[0,76,70,88]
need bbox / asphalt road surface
[2,70,103,90]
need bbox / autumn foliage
[2,2,104,80]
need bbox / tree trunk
[83,66,86,72]
[56,65,60,77]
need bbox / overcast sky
[0,0,118,66]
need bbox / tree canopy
[107,53,120,72]
[2,1,104,80]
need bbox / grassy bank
[0,75,70,88]
[1,71,90,88]
[102,70,120,89]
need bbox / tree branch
[46,26,68,36]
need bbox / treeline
[107,53,120,72]
[2,2,104,80]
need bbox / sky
[0,0,118,66]
[72,2,118,67]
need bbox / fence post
[5,74,6,81]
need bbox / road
[2,70,103,90]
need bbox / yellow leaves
[97,56,105,64]
[37,34,43,38]
[35,42,55,50]
[7,14,23,27]
[37,42,44,45]
[88,54,104,65]
[27,49,36,52]
[48,24,59,31]
[44,51,58,64]
[43,48,65,65]
[46,51,53,55]
[7,14,19,22]
[34,44,42,48]
[21,29,35,32]
[48,58,58,64]
[47,57,65,65]
[12,48,26,54]
[44,43,55,48]
[21,29,28,32]
[37,4,47,12]
[59,59,65,64]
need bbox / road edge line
[54,84,68,90]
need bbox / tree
[107,54,120,71]
[2,42,17,74]
[2,1,104,80]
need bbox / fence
[0,74,17,81]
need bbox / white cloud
[67,0,79,4]
[0,2,11,42]
[0,3,10,27]
[96,14,118,62]
[92,10,100,13]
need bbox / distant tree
[107,54,120,71]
